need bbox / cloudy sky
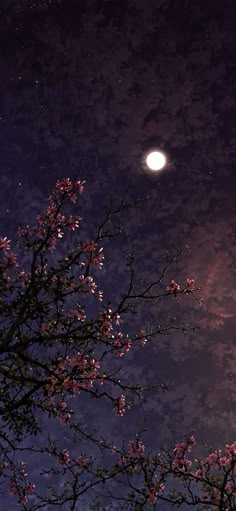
[0,0,236,508]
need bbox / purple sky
[0,0,236,508]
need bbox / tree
[0,177,234,510]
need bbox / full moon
[146,151,166,171]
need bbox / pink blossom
[74,179,86,193]
[0,237,11,251]
[36,214,44,224]
[126,439,145,458]
[68,192,77,203]
[67,215,80,230]
[218,456,230,467]
[77,455,89,468]
[96,290,103,301]
[186,278,195,289]
[66,352,87,369]
[193,467,204,478]
[187,435,196,446]
[147,482,165,504]
[139,330,147,346]
[114,313,121,325]
[8,461,35,505]
[89,358,100,369]
[225,441,236,456]
[119,338,132,354]
[100,313,113,332]
[26,482,35,494]
[61,377,80,393]
[67,310,86,321]
[172,455,192,470]
[174,437,195,454]
[81,241,97,253]
[56,178,72,193]
[205,449,222,464]
[166,279,180,296]
[92,249,104,269]
[59,412,71,424]
[59,401,67,409]
[56,213,65,222]
[56,228,64,238]
[57,449,70,465]
[79,275,97,294]
[113,332,123,347]
[116,394,125,416]
[46,205,57,222]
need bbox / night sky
[0,0,236,508]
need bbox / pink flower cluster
[45,396,73,424]
[80,241,104,269]
[76,455,90,468]
[117,437,166,504]
[172,436,196,470]
[98,309,132,356]
[166,277,195,297]
[0,237,11,251]
[79,274,97,295]
[56,449,90,469]
[56,178,86,197]
[116,394,126,416]
[119,438,145,465]
[139,330,147,346]
[186,278,195,289]
[57,449,70,465]
[7,461,35,505]
[45,351,102,398]
[113,332,132,357]
[67,214,80,230]
[17,178,85,255]
[0,236,19,290]
[67,309,86,321]
[146,482,165,504]
[169,436,236,506]
[166,279,180,296]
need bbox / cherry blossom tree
[1,178,233,510]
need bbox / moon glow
[146,151,166,171]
